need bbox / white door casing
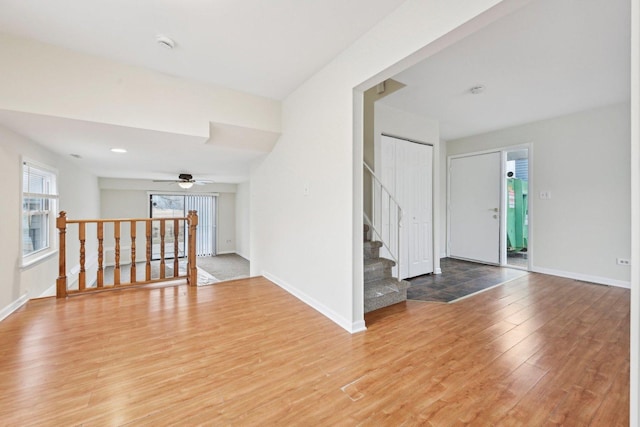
[449,152,501,264]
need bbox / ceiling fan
[153,173,213,189]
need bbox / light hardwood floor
[0,274,629,425]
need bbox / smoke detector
[156,35,175,49]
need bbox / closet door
[381,135,433,279]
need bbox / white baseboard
[435,267,442,275]
[0,294,29,322]
[262,271,367,334]
[38,284,56,298]
[532,266,631,289]
[216,251,235,255]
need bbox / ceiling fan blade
[153,179,179,183]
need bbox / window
[149,193,217,258]
[22,161,58,265]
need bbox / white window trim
[21,158,59,268]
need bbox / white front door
[449,152,501,264]
[381,135,433,279]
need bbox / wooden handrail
[56,212,199,298]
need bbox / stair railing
[56,210,198,298]
[363,162,402,280]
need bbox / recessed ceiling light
[156,35,175,50]
[110,148,127,153]
[469,85,486,95]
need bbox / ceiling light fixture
[110,148,127,153]
[469,85,486,95]
[156,35,175,50]
[178,181,194,189]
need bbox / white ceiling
[0,0,407,183]
[380,0,631,141]
[0,110,266,183]
[0,0,407,100]
[0,0,631,183]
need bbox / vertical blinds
[185,195,216,256]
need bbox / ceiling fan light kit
[153,173,213,188]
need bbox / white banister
[363,162,402,281]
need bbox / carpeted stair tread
[364,277,409,298]
[364,257,395,282]
[363,241,383,259]
[364,278,410,313]
[362,224,408,313]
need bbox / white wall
[99,179,237,256]
[629,0,639,422]
[0,124,100,318]
[235,181,250,260]
[373,102,442,273]
[217,193,236,254]
[447,103,630,286]
[250,0,519,332]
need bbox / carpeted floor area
[196,254,250,281]
[100,253,249,287]
[407,257,528,303]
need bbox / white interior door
[381,135,433,279]
[449,152,501,264]
[400,140,433,278]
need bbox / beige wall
[251,0,513,332]
[217,192,236,254]
[0,33,280,140]
[99,180,238,257]
[235,181,250,260]
[0,124,100,317]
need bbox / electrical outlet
[539,191,551,199]
[617,258,630,266]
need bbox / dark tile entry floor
[407,258,528,303]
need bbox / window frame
[21,159,59,267]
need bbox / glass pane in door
[150,195,186,260]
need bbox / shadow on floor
[407,258,528,303]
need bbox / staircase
[363,225,410,313]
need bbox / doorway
[448,146,531,269]
[504,149,529,269]
[149,193,217,259]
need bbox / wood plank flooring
[0,274,629,425]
